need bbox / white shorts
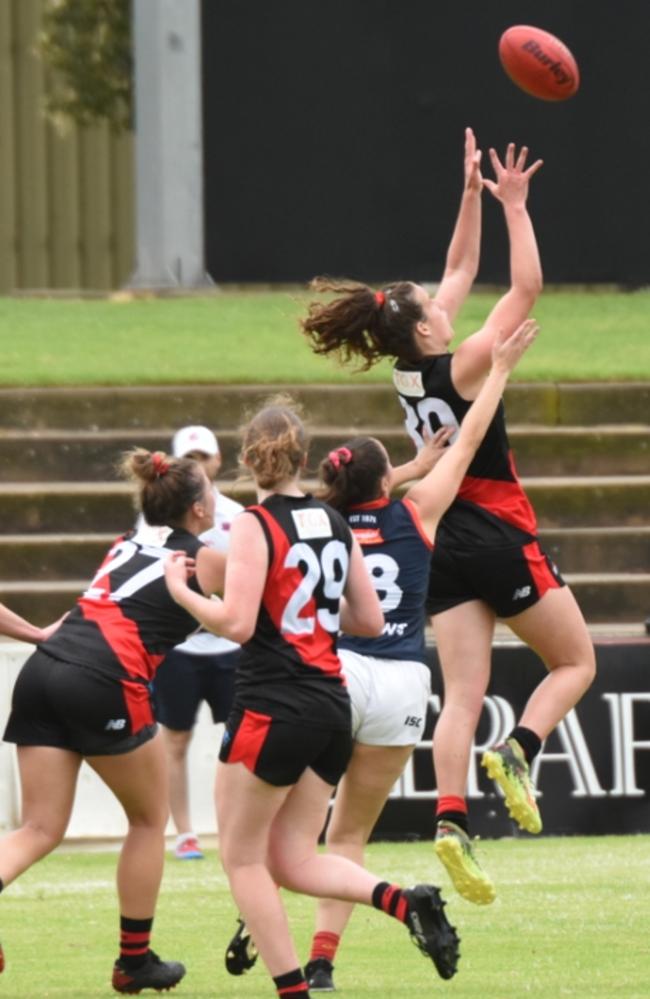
[339,649,432,747]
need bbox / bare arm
[452,144,543,398]
[194,546,227,596]
[406,319,539,537]
[165,513,266,645]
[339,537,384,637]
[0,602,64,644]
[434,127,483,323]
[389,426,454,490]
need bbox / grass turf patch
[1,288,649,385]
[1,835,648,997]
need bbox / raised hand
[464,126,483,194]
[482,143,543,207]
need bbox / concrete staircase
[0,383,648,628]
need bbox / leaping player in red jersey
[300,128,596,905]
[1,448,225,993]
[165,397,461,999]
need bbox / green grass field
[2,835,648,998]
[2,288,650,386]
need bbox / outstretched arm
[0,602,63,643]
[434,127,483,323]
[406,319,539,537]
[452,143,543,398]
[389,426,454,490]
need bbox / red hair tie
[152,451,170,477]
[374,291,386,308]
[328,447,353,470]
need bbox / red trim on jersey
[254,506,342,677]
[401,498,433,550]
[457,453,537,534]
[348,497,390,511]
[522,540,561,599]
[78,598,164,682]
[229,709,271,771]
[122,678,155,733]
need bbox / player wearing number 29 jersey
[223,494,354,739]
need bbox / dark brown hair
[118,449,206,527]
[318,437,388,511]
[300,277,424,370]
[240,395,309,490]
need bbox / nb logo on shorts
[105,718,126,731]
[404,715,423,728]
[512,586,532,600]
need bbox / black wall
[202,1,650,285]
[375,639,650,841]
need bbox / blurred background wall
[202,0,650,286]
[0,0,133,293]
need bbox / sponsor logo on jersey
[404,715,423,728]
[291,507,333,540]
[352,527,384,545]
[512,585,532,600]
[393,368,425,398]
[105,718,127,731]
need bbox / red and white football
[499,25,580,101]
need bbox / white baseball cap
[172,425,220,458]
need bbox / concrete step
[1,476,649,534]
[2,527,648,580]
[2,573,648,627]
[0,382,648,431]
[0,424,648,480]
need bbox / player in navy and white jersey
[301,321,538,991]
[1,448,225,995]
[165,398,461,999]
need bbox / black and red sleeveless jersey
[234,494,353,726]
[42,528,205,684]
[393,353,538,548]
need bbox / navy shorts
[3,649,157,756]
[427,539,565,618]
[219,707,353,787]
[153,648,239,730]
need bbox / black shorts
[427,539,565,619]
[219,707,353,787]
[3,649,157,756]
[153,647,239,730]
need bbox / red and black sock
[309,930,339,964]
[119,916,153,970]
[273,967,310,997]
[436,794,469,834]
[509,726,542,765]
[371,882,409,924]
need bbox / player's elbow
[223,617,254,644]
[356,608,385,638]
